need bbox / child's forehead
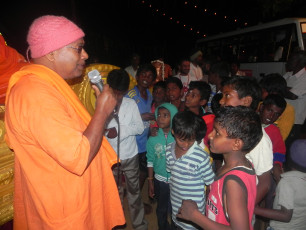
[139,70,153,76]
[188,88,201,94]
[174,133,196,141]
[214,121,229,134]
[167,82,180,88]
[222,84,235,91]
[154,86,166,92]
[222,85,240,96]
[262,103,283,111]
[158,107,170,113]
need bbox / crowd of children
[105,53,305,230]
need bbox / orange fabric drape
[6,64,119,165]
[0,34,28,104]
[5,64,125,229]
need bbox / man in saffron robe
[4,15,125,229]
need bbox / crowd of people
[3,14,306,230]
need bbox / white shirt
[106,97,144,160]
[270,171,306,230]
[174,73,191,101]
[125,65,138,78]
[283,68,306,124]
[246,128,273,176]
[190,62,203,81]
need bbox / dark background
[1,0,306,68]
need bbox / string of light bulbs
[138,0,249,38]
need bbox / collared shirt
[106,98,144,160]
[166,142,215,229]
[125,65,138,78]
[125,86,153,152]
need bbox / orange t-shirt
[5,64,125,229]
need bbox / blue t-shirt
[125,86,153,153]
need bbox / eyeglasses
[67,45,84,54]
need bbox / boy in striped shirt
[166,111,215,229]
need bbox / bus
[196,18,306,80]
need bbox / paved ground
[122,179,159,230]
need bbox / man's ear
[233,138,243,151]
[242,96,253,107]
[200,99,207,107]
[171,129,175,136]
[45,52,55,62]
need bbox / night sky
[1,0,306,68]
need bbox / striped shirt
[166,142,215,229]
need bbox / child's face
[157,108,171,130]
[173,134,195,153]
[220,85,250,107]
[153,87,166,104]
[167,82,182,102]
[208,121,236,154]
[185,88,205,109]
[208,72,218,85]
[259,104,284,125]
[136,70,154,89]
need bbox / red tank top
[206,166,256,229]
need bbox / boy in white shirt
[106,69,147,230]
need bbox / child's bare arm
[177,178,251,230]
[177,200,231,230]
[225,179,250,230]
[256,170,271,204]
[141,113,155,121]
[254,205,293,222]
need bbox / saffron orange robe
[5,64,125,229]
[0,34,28,104]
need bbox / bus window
[300,22,306,50]
[196,18,306,79]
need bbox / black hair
[210,61,230,79]
[153,80,167,91]
[230,58,241,68]
[215,106,262,153]
[259,73,287,96]
[107,69,130,92]
[130,53,140,59]
[136,63,157,81]
[211,93,222,114]
[165,76,183,89]
[262,94,287,111]
[286,50,306,72]
[172,111,206,144]
[222,76,261,111]
[188,81,211,101]
[178,57,191,65]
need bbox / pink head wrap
[27,15,85,58]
